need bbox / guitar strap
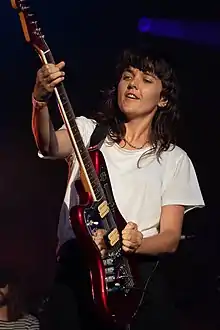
[66,122,109,181]
[89,122,109,149]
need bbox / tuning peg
[21,5,30,10]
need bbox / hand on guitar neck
[33,62,66,102]
[32,62,73,159]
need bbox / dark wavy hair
[94,46,180,163]
[0,268,26,321]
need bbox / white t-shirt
[40,116,205,246]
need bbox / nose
[128,77,139,90]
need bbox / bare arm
[121,205,184,255]
[31,61,73,158]
[135,205,184,255]
[32,101,72,158]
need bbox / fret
[45,50,55,64]
[60,99,69,107]
[80,150,89,159]
[85,163,92,171]
[30,24,105,201]
[55,83,105,201]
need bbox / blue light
[138,18,152,32]
[138,17,220,47]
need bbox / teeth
[126,94,137,99]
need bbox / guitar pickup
[104,228,120,248]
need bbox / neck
[0,306,8,321]
[124,115,152,144]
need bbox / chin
[120,106,138,120]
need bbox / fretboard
[41,48,105,201]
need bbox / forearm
[135,230,180,255]
[32,100,59,156]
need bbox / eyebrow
[123,68,134,74]
[143,71,156,78]
[124,67,156,77]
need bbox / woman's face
[0,285,8,307]
[117,66,166,120]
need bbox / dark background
[0,0,220,328]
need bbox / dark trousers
[40,239,182,330]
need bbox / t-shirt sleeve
[161,152,205,213]
[38,116,96,160]
[30,316,40,329]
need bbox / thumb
[126,222,138,230]
[56,61,65,70]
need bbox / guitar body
[70,149,143,327]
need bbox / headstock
[11,0,49,54]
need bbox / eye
[124,75,132,80]
[143,77,152,83]
[122,72,132,80]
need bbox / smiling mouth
[125,93,139,100]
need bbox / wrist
[32,94,48,109]
[33,84,52,103]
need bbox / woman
[32,45,205,330]
[0,267,39,329]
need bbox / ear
[158,97,168,108]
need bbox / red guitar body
[70,149,143,328]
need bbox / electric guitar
[11,1,146,326]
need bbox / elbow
[34,139,50,156]
[166,238,180,253]
[39,146,59,158]
[39,148,51,157]
[168,245,178,253]
[32,131,58,157]
[159,229,181,254]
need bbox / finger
[100,249,107,258]
[138,232,143,241]
[93,238,104,246]
[46,71,65,83]
[124,232,142,243]
[93,235,106,248]
[42,64,59,76]
[94,241,105,249]
[41,62,64,78]
[122,231,132,241]
[122,227,138,238]
[126,222,138,230]
[96,229,106,234]
[94,229,106,238]
[48,76,65,88]
[122,245,133,253]
[122,239,136,249]
[94,241,107,256]
[95,234,105,239]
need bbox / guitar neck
[40,48,104,202]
